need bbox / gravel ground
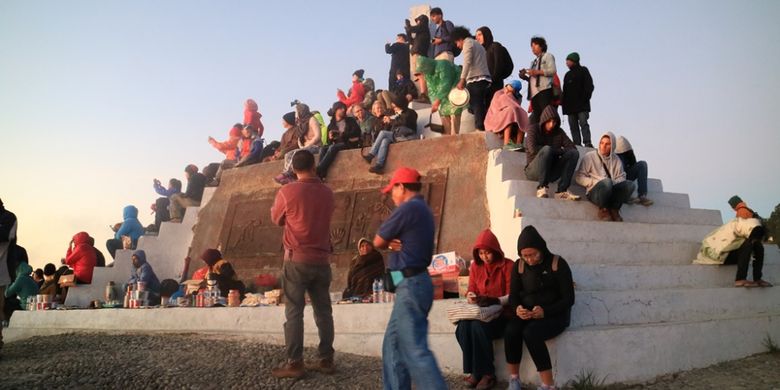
[1,333,778,389]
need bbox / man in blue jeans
[374,167,447,390]
[575,132,636,222]
[524,106,581,200]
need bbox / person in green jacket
[4,262,39,317]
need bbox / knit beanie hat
[200,248,222,267]
[353,69,365,80]
[282,112,296,126]
[728,195,743,209]
[615,136,633,154]
[566,52,580,63]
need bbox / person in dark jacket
[524,106,580,200]
[169,164,206,222]
[385,33,410,89]
[561,52,594,147]
[316,102,362,179]
[213,260,246,300]
[505,226,574,390]
[151,178,182,230]
[87,235,107,267]
[38,263,60,298]
[342,238,385,299]
[405,14,431,97]
[127,250,161,306]
[363,96,418,174]
[476,26,514,108]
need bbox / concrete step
[511,195,721,225]
[520,217,717,244]
[544,240,703,265]
[501,179,688,208]
[571,263,780,291]
[571,286,780,327]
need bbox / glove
[475,296,500,307]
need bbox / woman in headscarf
[342,238,385,299]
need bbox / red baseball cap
[381,167,421,194]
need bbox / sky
[1,0,779,270]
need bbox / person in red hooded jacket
[208,123,243,161]
[63,232,97,284]
[456,228,514,390]
[244,99,264,138]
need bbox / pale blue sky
[1,1,779,268]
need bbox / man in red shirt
[270,150,336,378]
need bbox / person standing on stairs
[169,165,206,223]
[575,132,636,222]
[405,14,431,100]
[614,136,654,206]
[505,225,574,390]
[452,26,492,132]
[523,105,580,201]
[561,52,594,148]
[385,33,410,89]
[518,36,557,125]
[0,198,16,354]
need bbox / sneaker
[626,197,641,205]
[363,153,374,164]
[273,173,291,185]
[507,376,522,390]
[638,196,654,206]
[555,191,580,201]
[463,375,479,388]
[369,165,384,174]
[305,358,335,375]
[476,374,496,390]
[271,360,305,379]
[536,186,549,198]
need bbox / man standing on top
[270,150,336,379]
[453,26,491,132]
[429,7,455,62]
[169,164,206,222]
[519,36,557,125]
[385,34,410,89]
[561,52,595,147]
[524,106,581,200]
[0,199,17,356]
[374,167,447,390]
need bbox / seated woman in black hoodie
[504,225,575,390]
[315,101,362,179]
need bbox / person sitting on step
[524,105,580,201]
[208,123,242,164]
[151,178,182,231]
[127,250,161,306]
[363,95,418,174]
[695,196,772,287]
[485,80,529,150]
[457,228,513,390]
[337,69,367,112]
[615,135,654,206]
[316,101,362,179]
[505,225,574,390]
[3,262,38,317]
[66,231,97,283]
[341,238,385,300]
[274,103,322,185]
[264,112,299,163]
[352,104,376,147]
[106,206,145,258]
[169,164,206,222]
[575,132,636,222]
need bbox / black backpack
[494,43,514,80]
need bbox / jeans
[567,112,591,146]
[370,130,395,167]
[106,238,123,259]
[524,146,579,192]
[382,272,447,390]
[281,261,334,362]
[316,143,348,178]
[154,197,171,229]
[282,145,320,175]
[504,314,569,372]
[467,80,491,131]
[456,317,507,379]
[624,161,649,197]
[587,179,636,210]
[169,193,200,220]
[530,89,554,125]
[723,228,765,281]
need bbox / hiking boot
[609,209,624,222]
[305,358,335,375]
[555,191,580,201]
[476,374,496,390]
[627,197,641,205]
[369,165,384,174]
[598,208,611,221]
[363,153,374,164]
[507,376,522,390]
[463,375,479,388]
[638,196,654,206]
[536,186,549,198]
[271,360,305,379]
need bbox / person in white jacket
[575,132,636,221]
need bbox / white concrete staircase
[64,188,216,307]
[484,147,780,384]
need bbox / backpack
[312,112,329,145]
[440,21,461,58]
[517,254,577,292]
[494,43,514,80]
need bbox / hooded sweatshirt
[244,99,264,138]
[510,225,574,320]
[4,262,39,305]
[65,232,97,284]
[128,250,161,294]
[615,135,638,169]
[468,229,513,303]
[575,131,627,193]
[405,14,430,56]
[114,205,145,246]
[524,106,576,167]
[210,125,242,160]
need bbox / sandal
[734,280,758,288]
[756,280,773,288]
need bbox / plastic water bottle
[372,279,381,303]
[377,279,384,303]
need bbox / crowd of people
[0,5,773,390]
